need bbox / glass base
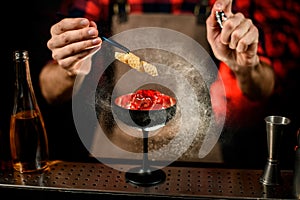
[125,166,166,187]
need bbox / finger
[236,25,259,53]
[52,38,102,61]
[206,0,233,29]
[55,48,96,70]
[48,27,100,49]
[226,14,252,49]
[50,18,90,35]
[89,20,97,28]
[220,12,244,45]
[213,0,233,17]
[220,0,233,16]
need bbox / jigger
[260,115,291,185]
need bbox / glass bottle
[10,50,49,173]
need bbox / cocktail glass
[112,90,176,186]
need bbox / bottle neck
[13,50,39,114]
[15,58,33,90]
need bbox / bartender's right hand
[206,0,259,70]
[47,18,102,75]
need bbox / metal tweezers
[56,12,130,53]
[215,10,228,29]
[100,36,130,53]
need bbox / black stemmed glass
[112,90,177,186]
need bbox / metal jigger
[293,128,300,199]
[260,116,291,186]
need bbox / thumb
[206,0,233,29]
[213,0,233,17]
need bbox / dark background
[1,0,62,128]
[0,0,90,162]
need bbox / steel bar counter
[0,160,295,199]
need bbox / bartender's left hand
[206,0,260,70]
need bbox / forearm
[39,61,83,104]
[230,59,275,100]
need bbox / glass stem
[142,129,149,171]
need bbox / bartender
[39,0,300,168]
[207,0,300,168]
[40,0,210,162]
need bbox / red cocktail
[113,89,176,130]
[112,89,177,186]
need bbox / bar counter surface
[0,159,296,200]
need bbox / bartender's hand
[207,0,275,100]
[47,18,102,75]
[206,0,259,71]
